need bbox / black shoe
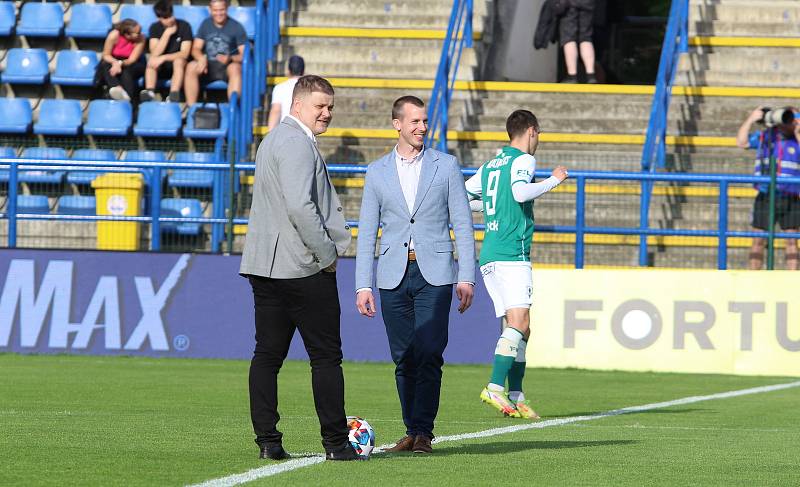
[325,443,362,461]
[259,443,290,460]
[586,74,598,84]
[561,74,578,84]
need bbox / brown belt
[408,250,416,261]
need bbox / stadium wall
[0,250,797,377]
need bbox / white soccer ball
[346,416,375,459]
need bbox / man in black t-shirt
[140,0,192,103]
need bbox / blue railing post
[8,158,18,247]
[638,180,651,266]
[150,166,162,251]
[718,181,729,270]
[575,176,586,269]
[211,137,224,252]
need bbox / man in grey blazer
[240,75,359,461]
[355,95,476,453]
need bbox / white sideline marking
[188,380,800,487]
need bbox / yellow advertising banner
[529,270,800,377]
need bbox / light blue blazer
[355,148,476,290]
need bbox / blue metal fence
[4,159,798,269]
[425,0,473,152]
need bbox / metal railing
[425,0,473,152]
[4,159,798,269]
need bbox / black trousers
[247,271,348,451]
[97,60,145,101]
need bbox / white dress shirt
[286,114,315,142]
[395,146,424,250]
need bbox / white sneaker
[109,86,130,101]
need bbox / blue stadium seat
[19,147,67,184]
[161,198,204,235]
[133,102,182,137]
[65,3,112,39]
[0,146,16,183]
[17,2,64,37]
[17,194,50,214]
[0,2,15,36]
[228,7,255,40]
[119,5,157,37]
[124,150,167,187]
[51,50,99,86]
[174,6,209,35]
[0,98,33,133]
[33,99,83,136]
[67,149,116,186]
[84,100,132,137]
[169,152,216,189]
[57,195,96,215]
[2,49,49,85]
[183,103,229,139]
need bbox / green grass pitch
[1,354,798,486]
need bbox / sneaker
[109,86,130,101]
[586,74,598,84]
[514,400,541,420]
[139,89,156,102]
[480,387,520,417]
[167,91,181,103]
[561,75,578,84]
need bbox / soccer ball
[347,416,375,459]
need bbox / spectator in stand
[184,0,247,106]
[140,0,192,103]
[736,106,800,270]
[96,19,146,102]
[560,0,596,83]
[267,55,304,131]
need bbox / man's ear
[392,119,401,131]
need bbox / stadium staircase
[242,0,800,268]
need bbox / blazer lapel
[411,149,439,216]
[383,152,411,216]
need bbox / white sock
[494,327,524,357]
[487,383,504,392]
[508,391,525,402]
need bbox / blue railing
[229,0,288,163]
[4,160,799,270]
[425,0,473,152]
[641,0,688,172]
[639,0,689,265]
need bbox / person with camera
[736,106,800,270]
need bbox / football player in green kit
[465,110,568,419]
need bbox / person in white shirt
[267,55,304,131]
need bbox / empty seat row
[0,98,229,139]
[13,194,204,236]
[0,147,218,189]
[0,2,256,39]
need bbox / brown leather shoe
[412,435,433,453]
[384,435,415,453]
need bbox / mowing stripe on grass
[189,380,800,487]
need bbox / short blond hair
[292,75,334,102]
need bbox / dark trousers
[97,60,145,101]
[248,272,348,451]
[379,261,452,439]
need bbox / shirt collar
[395,145,425,165]
[286,115,315,142]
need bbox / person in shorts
[559,0,596,83]
[184,0,247,106]
[736,106,800,270]
[140,0,192,102]
[465,110,568,419]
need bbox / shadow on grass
[556,408,708,418]
[375,439,637,458]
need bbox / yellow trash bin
[91,173,144,250]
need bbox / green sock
[507,339,527,393]
[488,328,524,387]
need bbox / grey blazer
[240,117,351,279]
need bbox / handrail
[425,0,472,153]
[641,0,688,171]
[3,158,798,269]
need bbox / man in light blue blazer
[355,96,476,454]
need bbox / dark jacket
[534,0,564,49]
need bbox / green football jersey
[473,146,535,265]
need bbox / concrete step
[675,70,800,86]
[286,12,483,30]
[294,61,476,79]
[690,2,800,23]
[690,21,800,36]
[277,43,478,67]
[679,51,800,73]
[295,0,489,17]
